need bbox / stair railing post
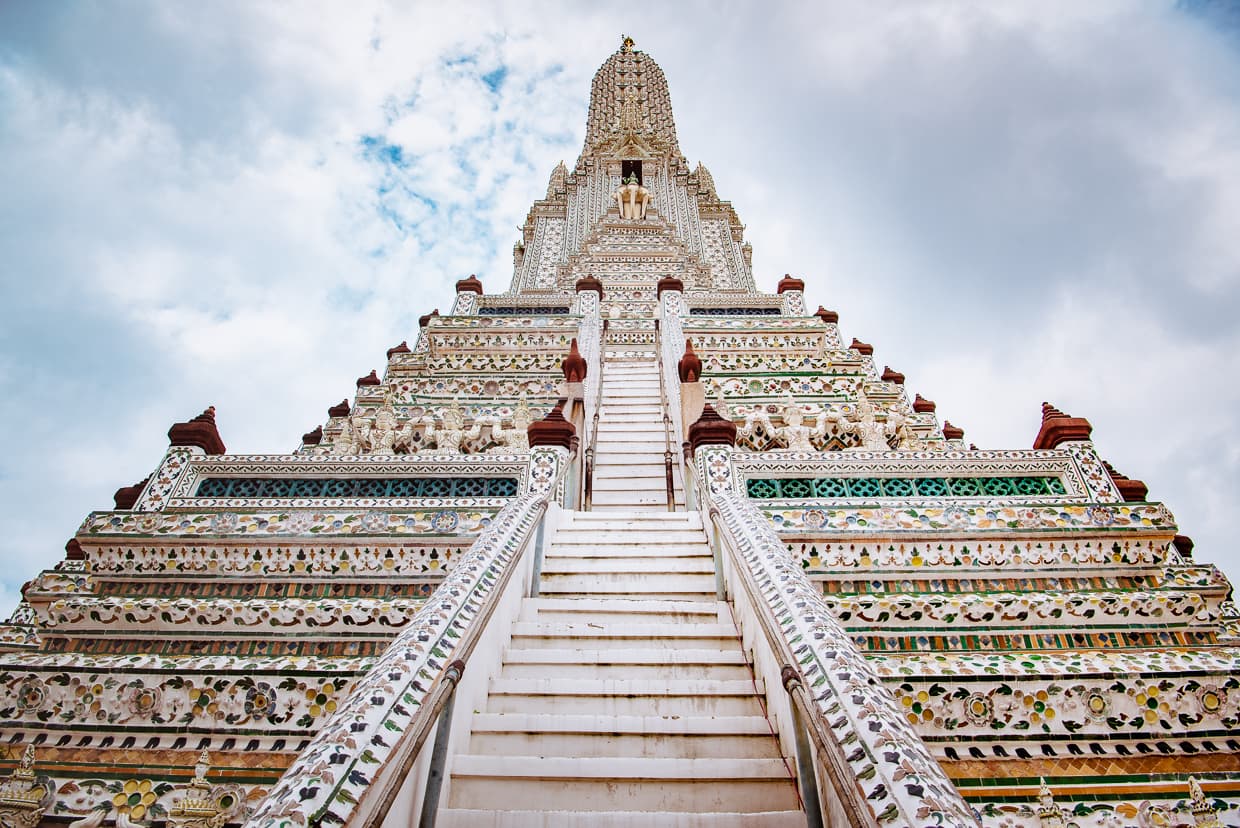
[781,665,826,828]
[528,511,547,598]
[653,317,676,512]
[583,319,607,512]
[416,659,465,828]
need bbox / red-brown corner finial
[913,394,936,413]
[942,421,964,440]
[687,403,738,454]
[850,337,874,356]
[356,370,381,388]
[386,340,410,359]
[1103,460,1149,502]
[777,274,805,294]
[575,275,604,297]
[168,407,226,455]
[814,306,839,324]
[1033,401,1093,449]
[302,426,324,446]
[678,339,702,383]
[881,366,905,385]
[418,309,440,328]
[562,339,587,383]
[527,398,576,450]
[656,276,684,298]
[328,399,351,418]
[455,274,484,294]
[112,475,151,510]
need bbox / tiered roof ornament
[582,35,682,160]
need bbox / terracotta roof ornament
[1033,402,1093,449]
[561,339,587,383]
[678,339,702,383]
[168,406,226,455]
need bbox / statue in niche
[612,173,650,220]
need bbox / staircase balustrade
[581,319,607,511]
[696,445,980,828]
[245,448,571,828]
[653,318,677,511]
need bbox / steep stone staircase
[590,346,684,512]
[437,348,804,825]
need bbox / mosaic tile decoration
[746,475,1067,499]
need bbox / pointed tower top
[620,34,635,52]
[582,40,681,159]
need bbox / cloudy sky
[1,1,1238,615]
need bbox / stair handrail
[245,448,571,828]
[653,317,677,511]
[582,318,607,511]
[657,287,688,506]
[697,454,980,828]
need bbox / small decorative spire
[620,35,635,53]
[356,370,381,388]
[113,475,151,510]
[1189,777,1222,827]
[418,309,440,328]
[168,407,226,455]
[942,421,964,440]
[561,339,587,383]
[65,538,85,561]
[850,337,874,356]
[328,399,351,418]
[1033,401,1093,449]
[301,426,323,446]
[881,366,905,385]
[1174,535,1195,559]
[455,274,484,294]
[912,394,936,413]
[678,339,702,383]
[1035,778,1065,827]
[1102,460,1148,501]
[814,306,839,324]
[777,274,805,294]
[386,341,410,359]
[687,403,738,454]
[527,399,575,450]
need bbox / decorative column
[777,274,806,316]
[657,276,687,446]
[414,309,439,353]
[451,274,483,316]
[133,407,227,511]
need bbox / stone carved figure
[423,397,480,455]
[612,173,650,220]
[842,390,901,451]
[738,394,826,452]
[488,397,533,453]
[0,746,52,828]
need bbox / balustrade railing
[696,446,980,828]
[245,447,570,828]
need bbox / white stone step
[595,463,670,477]
[538,572,715,593]
[552,527,706,540]
[437,809,806,827]
[522,598,725,623]
[565,510,698,521]
[499,650,750,680]
[447,756,800,812]
[587,491,680,507]
[548,545,710,559]
[509,623,735,650]
[541,557,712,573]
[467,714,780,756]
